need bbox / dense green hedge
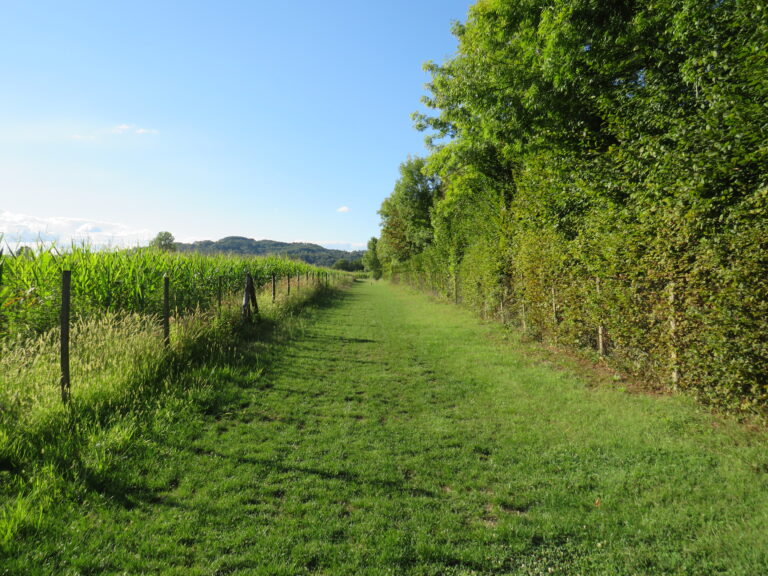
[377,0,767,412]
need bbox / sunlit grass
[3,280,767,574]
[0,272,340,553]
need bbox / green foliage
[378,156,441,264]
[362,237,383,280]
[383,0,768,411]
[149,231,176,252]
[332,258,364,272]
[175,236,364,267]
[0,274,342,557]
[0,243,320,341]
[6,282,768,572]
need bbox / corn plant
[0,242,322,342]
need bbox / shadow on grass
[186,446,438,500]
[83,465,195,513]
[81,285,358,508]
[236,286,357,347]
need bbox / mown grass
[0,277,337,560]
[3,280,768,575]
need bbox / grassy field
[3,281,768,575]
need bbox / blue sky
[0,1,473,251]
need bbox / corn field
[0,241,323,341]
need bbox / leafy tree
[378,156,440,264]
[149,231,176,252]
[362,237,383,280]
[16,246,35,258]
[332,258,364,272]
[381,0,768,409]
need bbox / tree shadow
[70,286,360,510]
[189,447,438,500]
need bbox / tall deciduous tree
[380,0,768,409]
[378,156,440,264]
[150,231,176,252]
[362,237,383,280]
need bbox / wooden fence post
[551,285,558,326]
[521,299,527,333]
[297,272,300,291]
[453,274,459,304]
[252,276,259,316]
[669,281,679,387]
[518,272,527,333]
[272,274,276,303]
[500,286,506,323]
[162,275,170,347]
[60,270,71,404]
[242,274,250,321]
[287,274,291,295]
[596,277,605,357]
[242,273,258,322]
[217,276,223,313]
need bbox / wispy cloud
[68,124,160,142]
[336,206,350,213]
[112,124,159,136]
[0,210,152,247]
[111,123,133,135]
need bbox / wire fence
[0,245,338,404]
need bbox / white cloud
[336,206,350,213]
[110,124,159,136]
[111,124,133,135]
[0,210,153,248]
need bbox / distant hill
[175,236,365,268]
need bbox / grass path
[9,281,768,575]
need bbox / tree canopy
[378,156,441,264]
[362,237,383,280]
[375,0,768,411]
[149,231,176,252]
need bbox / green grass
[0,276,337,559]
[3,280,768,574]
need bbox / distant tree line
[172,236,364,268]
[332,258,364,272]
[373,0,767,411]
